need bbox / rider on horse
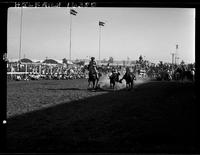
[119,67,136,89]
[110,68,120,78]
[88,57,99,79]
[109,68,121,89]
[123,67,131,78]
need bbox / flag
[70,9,77,16]
[99,21,105,26]
[176,44,178,49]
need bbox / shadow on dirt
[47,86,128,92]
[48,88,87,91]
[47,87,119,92]
[7,81,197,153]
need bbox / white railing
[7,72,30,75]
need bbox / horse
[174,67,182,81]
[174,67,194,81]
[109,72,120,89]
[159,70,172,81]
[182,70,194,81]
[119,71,136,90]
[88,69,101,89]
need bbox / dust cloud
[98,72,149,90]
[98,73,126,90]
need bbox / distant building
[43,59,58,64]
[20,58,33,63]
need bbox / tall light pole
[19,7,23,62]
[99,25,101,64]
[69,13,72,61]
[170,52,175,73]
[171,53,175,65]
[18,7,23,71]
[99,21,105,65]
[175,44,179,65]
[69,9,77,61]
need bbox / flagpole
[69,10,72,61]
[99,24,101,65]
[19,7,23,62]
[19,7,23,71]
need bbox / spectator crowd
[7,56,195,82]
[7,63,87,81]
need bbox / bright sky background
[7,7,195,64]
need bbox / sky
[7,7,195,64]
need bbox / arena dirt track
[7,79,197,153]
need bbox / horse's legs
[88,80,91,88]
[92,80,95,89]
[96,80,99,89]
[111,82,113,89]
[131,81,133,89]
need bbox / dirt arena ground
[6,78,197,153]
